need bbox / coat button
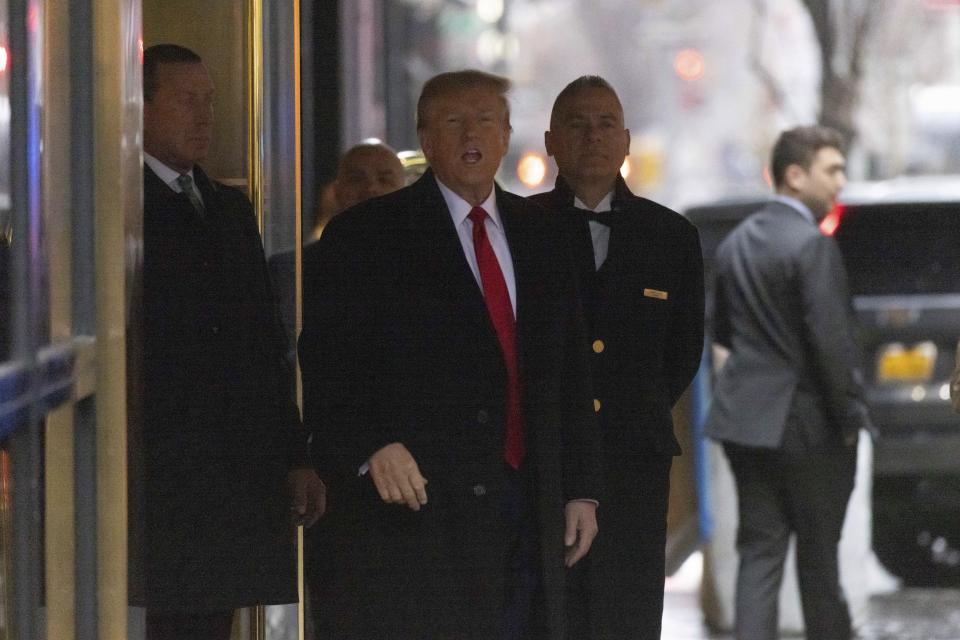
[472,484,487,497]
[476,409,489,424]
[593,399,602,412]
[592,339,605,353]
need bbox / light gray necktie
[176,173,205,217]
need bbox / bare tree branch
[801,0,886,145]
[748,0,790,117]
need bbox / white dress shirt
[574,191,614,270]
[436,178,517,316]
[144,152,205,208]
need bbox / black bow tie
[573,207,617,226]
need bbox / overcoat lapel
[406,170,489,314]
[600,177,632,278]
[192,165,221,220]
[403,171,509,377]
[496,185,530,369]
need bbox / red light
[0,46,7,73]
[674,49,705,82]
[139,38,144,64]
[820,204,845,236]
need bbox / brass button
[592,339,605,353]
[476,409,489,424]
[593,399,601,412]
[472,484,487,497]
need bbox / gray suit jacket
[705,200,870,451]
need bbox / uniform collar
[554,174,632,212]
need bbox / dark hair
[143,44,203,102]
[770,125,845,188]
[416,70,511,131]
[550,75,622,128]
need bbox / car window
[834,202,960,296]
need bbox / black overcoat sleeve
[664,222,706,407]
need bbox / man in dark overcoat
[706,125,870,640]
[300,70,602,640]
[133,43,325,640]
[531,76,705,639]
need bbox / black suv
[688,177,960,586]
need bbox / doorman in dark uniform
[300,69,601,640]
[134,43,325,640]
[532,76,704,639]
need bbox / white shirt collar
[773,194,816,226]
[573,190,614,213]
[435,176,502,230]
[144,152,195,192]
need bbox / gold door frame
[246,1,304,639]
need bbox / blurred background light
[674,48,705,82]
[517,152,547,188]
[476,0,505,24]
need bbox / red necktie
[468,206,525,469]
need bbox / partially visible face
[334,146,405,212]
[143,62,214,173]
[790,146,847,220]
[544,86,630,185]
[418,86,511,205]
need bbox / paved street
[662,555,960,639]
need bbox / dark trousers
[567,453,672,639]
[724,442,856,640]
[502,464,544,640]
[146,609,234,640]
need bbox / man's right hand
[368,442,428,511]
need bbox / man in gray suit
[706,125,870,640]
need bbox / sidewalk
[661,553,960,639]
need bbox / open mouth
[462,149,483,165]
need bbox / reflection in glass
[0,0,10,363]
[0,446,11,638]
[0,231,8,362]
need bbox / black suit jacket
[131,164,306,610]
[706,200,870,451]
[531,176,704,457]
[300,170,600,639]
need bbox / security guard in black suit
[531,76,704,639]
[135,44,325,640]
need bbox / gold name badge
[643,288,668,300]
